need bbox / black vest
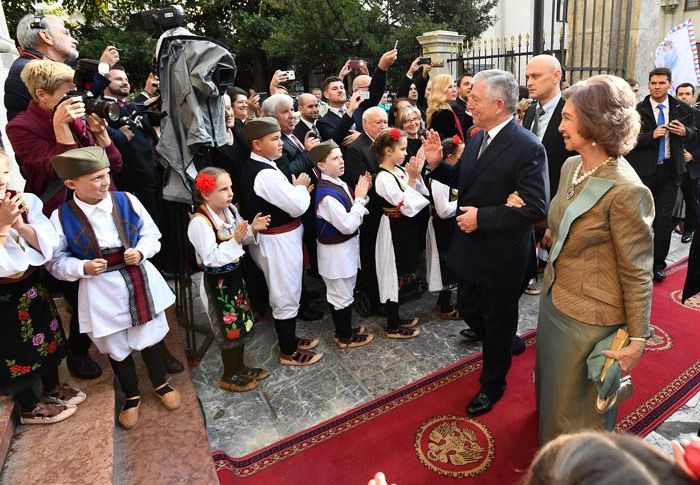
[238,158,296,228]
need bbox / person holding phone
[627,67,696,281]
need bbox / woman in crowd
[426,74,463,141]
[388,97,412,127]
[518,75,653,445]
[394,105,423,165]
[525,431,699,484]
[0,149,85,424]
[212,88,250,197]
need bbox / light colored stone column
[416,30,465,79]
[0,1,21,187]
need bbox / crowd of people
[1,12,699,482]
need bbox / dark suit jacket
[317,110,356,145]
[277,133,314,180]
[293,119,313,142]
[522,97,575,196]
[627,94,696,179]
[429,108,463,140]
[352,67,387,132]
[342,133,378,187]
[430,119,548,288]
[451,98,474,137]
[685,107,700,180]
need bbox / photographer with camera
[6,59,123,381]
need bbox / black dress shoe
[298,306,324,321]
[512,335,526,356]
[466,391,501,417]
[653,269,666,282]
[67,353,103,380]
[164,348,185,374]
[460,328,480,343]
[682,232,694,244]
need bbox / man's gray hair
[362,106,386,122]
[16,14,59,50]
[262,93,293,116]
[473,69,519,115]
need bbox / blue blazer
[430,118,549,288]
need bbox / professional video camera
[59,59,120,121]
[130,5,186,37]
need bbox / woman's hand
[541,228,553,248]
[506,191,525,208]
[251,212,271,233]
[602,340,645,372]
[53,96,85,127]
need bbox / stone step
[0,398,15,474]
[112,308,218,484]
[0,348,115,485]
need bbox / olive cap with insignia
[309,140,340,165]
[243,117,281,145]
[50,146,110,180]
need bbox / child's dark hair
[193,166,229,204]
[441,136,464,158]
[371,128,406,157]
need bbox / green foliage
[3,0,495,92]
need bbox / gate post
[416,30,465,79]
[533,0,545,55]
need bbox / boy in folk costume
[237,118,323,366]
[311,141,374,348]
[46,147,180,429]
[187,167,271,391]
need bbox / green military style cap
[51,146,110,180]
[309,140,340,165]
[243,117,281,145]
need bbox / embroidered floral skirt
[0,269,67,395]
[202,265,255,350]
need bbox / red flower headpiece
[388,128,402,141]
[195,172,217,194]
[451,135,462,145]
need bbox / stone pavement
[186,232,698,457]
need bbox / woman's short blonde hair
[563,75,641,157]
[395,105,422,130]
[20,59,74,102]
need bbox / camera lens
[85,98,121,121]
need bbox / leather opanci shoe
[466,391,502,417]
[653,269,666,282]
[67,353,103,380]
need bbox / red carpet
[214,260,700,484]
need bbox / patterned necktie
[478,132,490,159]
[338,108,347,117]
[289,133,305,151]
[657,104,666,164]
[531,104,546,135]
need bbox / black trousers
[457,280,521,397]
[641,162,677,272]
[358,213,381,308]
[681,173,700,234]
[44,274,92,356]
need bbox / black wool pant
[358,213,381,309]
[641,162,677,272]
[109,342,167,398]
[457,280,521,398]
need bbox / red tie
[289,133,304,151]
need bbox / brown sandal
[296,336,319,350]
[385,327,421,339]
[400,317,419,328]
[154,382,181,411]
[439,308,461,320]
[20,402,77,425]
[351,325,366,336]
[118,396,141,429]
[239,367,270,381]
[334,332,375,349]
[279,349,323,366]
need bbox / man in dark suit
[627,67,696,281]
[523,55,575,197]
[451,73,474,137]
[675,82,700,244]
[424,70,548,417]
[343,107,389,314]
[293,93,320,141]
[316,76,361,146]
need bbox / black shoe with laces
[67,353,103,380]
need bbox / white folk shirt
[47,193,175,339]
[315,173,368,280]
[0,193,58,277]
[374,166,430,303]
[247,153,310,319]
[187,203,256,268]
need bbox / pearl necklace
[565,156,616,200]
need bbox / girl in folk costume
[373,128,429,339]
[47,147,179,430]
[311,141,374,349]
[427,136,464,319]
[0,150,85,425]
[187,168,271,392]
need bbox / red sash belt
[102,248,155,326]
[260,218,302,235]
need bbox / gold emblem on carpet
[670,289,700,311]
[415,415,494,478]
[646,324,673,352]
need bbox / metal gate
[452,0,635,85]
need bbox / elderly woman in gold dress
[512,75,655,445]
